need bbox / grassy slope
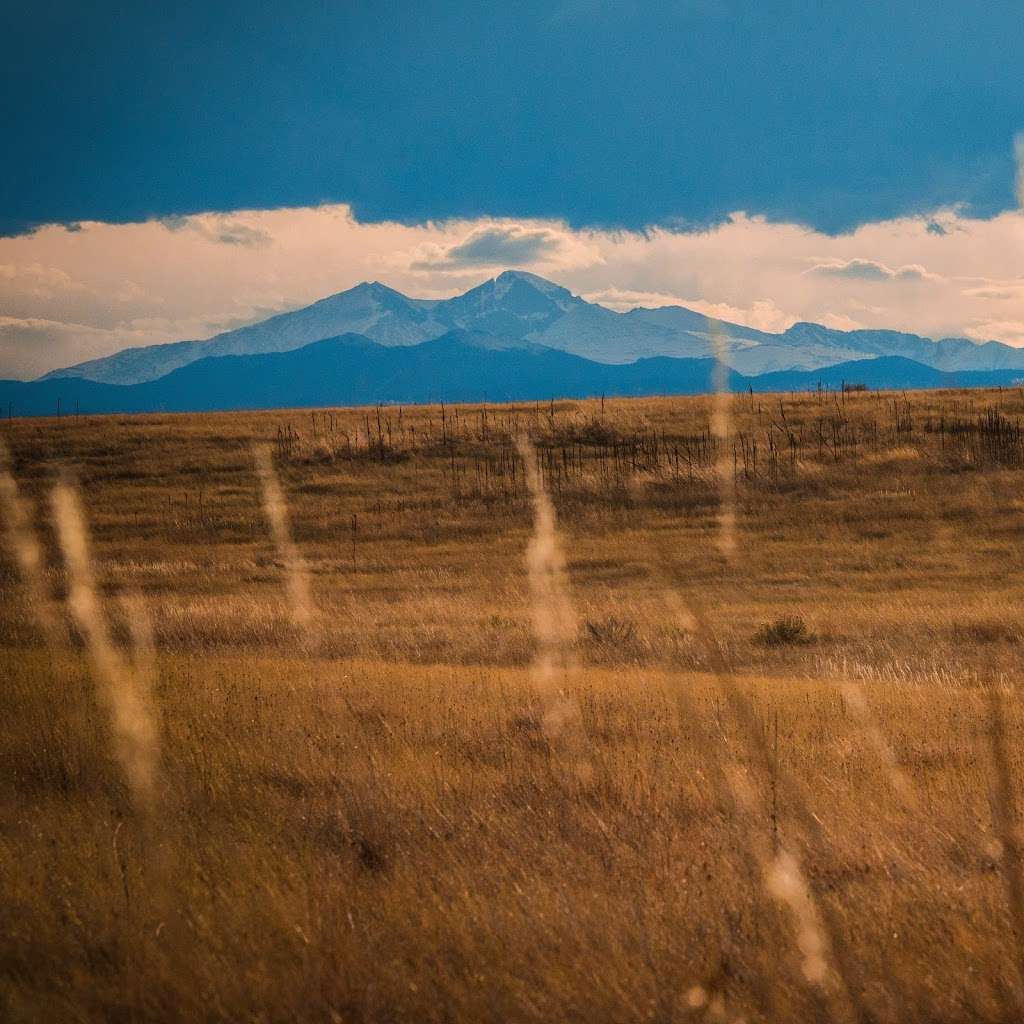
[2,387,1024,1021]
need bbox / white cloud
[963,281,1024,301]
[3,200,1024,377]
[583,287,691,310]
[409,220,601,271]
[0,317,129,379]
[0,262,90,298]
[681,298,797,334]
[966,320,1024,347]
[820,313,865,331]
[585,288,797,332]
[805,258,940,282]
[161,213,273,248]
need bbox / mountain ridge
[39,270,1024,386]
[7,329,1023,419]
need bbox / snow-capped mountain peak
[40,271,1024,386]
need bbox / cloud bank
[1,202,1023,377]
[806,259,939,283]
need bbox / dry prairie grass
[2,387,1024,1021]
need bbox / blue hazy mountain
[40,271,1024,386]
[5,332,1023,419]
[753,355,1022,392]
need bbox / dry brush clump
[754,615,817,647]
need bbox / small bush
[584,616,638,647]
[754,615,816,647]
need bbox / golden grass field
[3,387,1024,1022]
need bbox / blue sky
[3,1,1023,236]
[2,2,1024,377]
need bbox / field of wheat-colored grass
[3,387,1024,1022]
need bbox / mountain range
[3,270,1021,416]
[3,330,1022,419]
[42,270,1024,385]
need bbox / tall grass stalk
[983,673,1024,1011]
[709,323,736,558]
[51,476,159,814]
[253,444,313,629]
[661,591,859,1022]
[0,440,66,648]
[120,591,158,701]
[837,676,920,814]
[516,435,590,776]
[668,334,868,1015]
[655,591,797,1019]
